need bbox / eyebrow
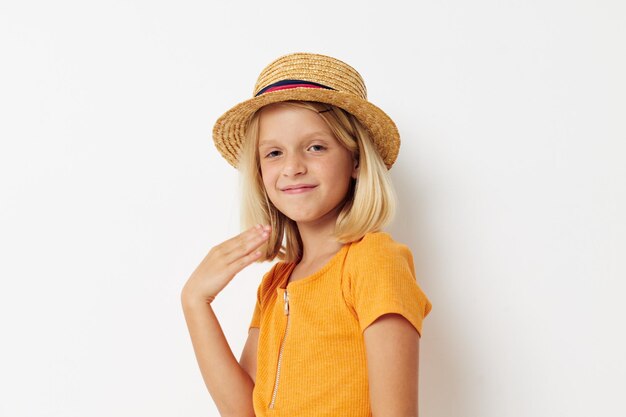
[258,132,332,147]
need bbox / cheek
[259,165,276,190]
[318,155,353,179]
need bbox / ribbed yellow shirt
[248,231,432,416]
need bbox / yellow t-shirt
[248,231,432,417]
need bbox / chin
[283,213,317,223]
[271,201,343,225]
[290,210,339,226]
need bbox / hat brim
[212,87,400,169]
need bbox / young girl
[181,52,432,417]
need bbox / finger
[219,224,268,256]
[223,226,270,265]
[225,246,265,276]
[220,224,262,248]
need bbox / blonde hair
[238,100,397,263]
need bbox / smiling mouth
[282,185,317,194]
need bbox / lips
[281,184,317,194]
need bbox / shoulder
[260,261,288,281]
[349,231,411,252]
[346,231,414,269]
[341,231,432,332]
[256,261,292,305]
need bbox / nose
[281,151,307,177]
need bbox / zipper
[269,289,290,409]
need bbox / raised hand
[181,224,271,305]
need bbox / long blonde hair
[238,100,397,263]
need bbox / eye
[309,144,326,152]
[264,150,281,158]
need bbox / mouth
[281,185,317,194]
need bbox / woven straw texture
[212,52,400,169]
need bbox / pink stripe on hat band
[262,83,326,94]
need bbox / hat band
[255,79,334,97]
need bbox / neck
[295,207,345,265]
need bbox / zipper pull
[283,290,289,316]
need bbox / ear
[351,157,360,179]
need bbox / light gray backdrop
[1,1,624,416]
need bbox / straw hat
[212,52,400,169]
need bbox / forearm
[181,294,255,417]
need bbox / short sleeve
[248,262,282,332]
[248,285,262,331]
[345,234,432,336]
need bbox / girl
[181,52,432,417]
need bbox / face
[257,103,358,228]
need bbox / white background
[1,1,624,416]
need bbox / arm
[181,295,256,417]
[180,224,270,416]
[363,313,420,417]
[240,327,260,384]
